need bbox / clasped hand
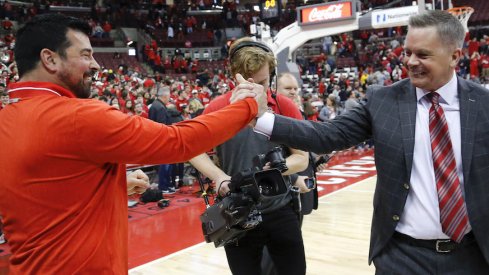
[229,73,268,119]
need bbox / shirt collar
[416,72,458,106]
[266,89,277,107]
[8,81,77,99]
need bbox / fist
[127,169,150,195]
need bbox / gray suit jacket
[270,77,489,263]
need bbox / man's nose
[405,54,419,67]
[91,58,101,71]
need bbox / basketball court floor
[129,174,377,275]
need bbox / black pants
[224,205,306,275]
[374,232,489,274]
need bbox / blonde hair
[229,37,276,80]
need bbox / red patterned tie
[428,92,469,242]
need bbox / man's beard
[59,70,93,98]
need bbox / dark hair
[14,14,92,78]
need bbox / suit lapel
[458,77,478,183]
[398,82,418,180]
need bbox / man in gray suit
[254,10,489,274]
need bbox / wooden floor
[129,176,377,275]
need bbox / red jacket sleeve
[74,98,257,164]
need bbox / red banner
[299,1,354,25]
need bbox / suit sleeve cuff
[253,112,275,138]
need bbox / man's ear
[450,47,462,68]
[40,48,59,73]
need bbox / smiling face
[403,26,460,92]
[56,29,100,98]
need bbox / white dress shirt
[396,73,470,239]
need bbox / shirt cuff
[253,112,275,138]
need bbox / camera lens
[258,179,278,196]
[260,185,272,196]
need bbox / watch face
[305,177,316,189]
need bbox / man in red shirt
[0,14,267,274]
[174,89,189,112]
[102,20,112,38]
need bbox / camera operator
[190,37,308,275]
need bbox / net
[446,6,474,33]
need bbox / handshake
[229,73,269,119]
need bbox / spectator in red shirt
[318,78,326,96]
[470,51,481,78]
[173,56,181,73]
[135,94,149,111]
[123,99,135,116]
[481,53,489,80]
[468,37,480,56]
[154,54,162,72]
[102,21,112,38]
[143,75,155,89]
[163,55,171,70]
[198,86,211,106]
[134,102,148,118]
[185,16,193,34]
[174,89,189,112]
[189,58,199,73]
[180,58,188,73]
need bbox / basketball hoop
[446,6,474,33]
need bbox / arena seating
[93,53,146,74]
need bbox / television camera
[200,147,289,247]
